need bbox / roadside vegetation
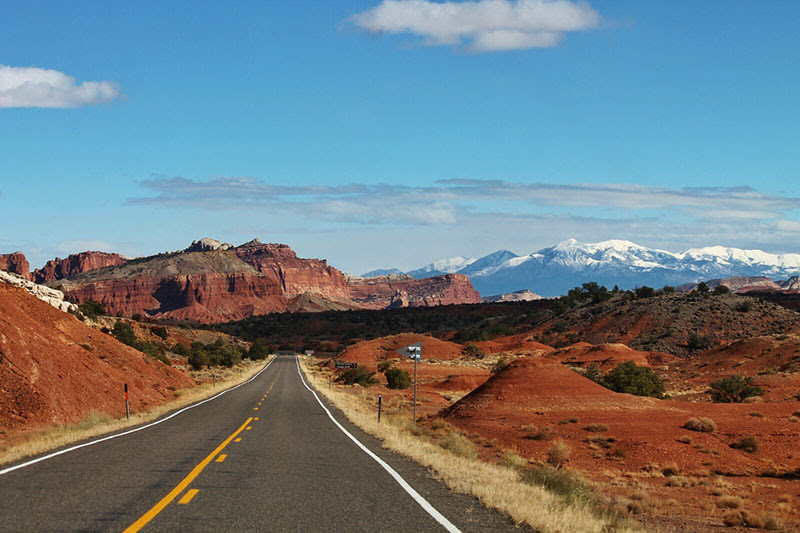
[0,357,272,468]
[581,361,666,398]
[300,358,638,533]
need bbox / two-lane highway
[0,355,521,531]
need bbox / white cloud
[350,0,600,52]
[0,65,121,108]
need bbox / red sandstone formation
[33,251,127,283]
[347,273,480,309]
[0,252,31,280]
[51,240,481,322]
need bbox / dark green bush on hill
[248,338,272,360]
[151,326,168,340]
[601,361,666,398]
[78,300,107,319]
[634,286,656,299]
[709,375,765,403]
[336,366,378,387]
[462,343,486,359]
[384,366,412,389]
[112,321,137,345]
[687,332,714,351]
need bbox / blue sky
[1,0,799,273]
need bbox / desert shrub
[522,424,552,440]
[214,346,242,367]
[709,375,765,403]
[723,510,781,530]
[552,320,569,333]
[661,285,676,294]
[491,358,510,374]
[520,465,593,505]
[376,360,394,373]
[151,326,168,340]
[682,417,717,432]
[559,417,578,425]
[439,432,476,458]
[735,300,753,312]
[547,439,571,467]
[634,286,655,299]
[676,436,692,444]
[461,343,486,359]
[583,423,609,432]
[248,338,272,360]
[188,350,209,370]
[661,462,681,476]
[172,343,190,356]
[713,285,730,295]
[131,313,143,321]
[336,366,378,387]
[602,361,666,398]
[730,435,759,453]
[748,411,764,418]
[687,332,714,351]
[583,363,603,383]
[78,300,107,319]
[696,282,710,293]
[384,366,412,389]
[112,321,137,346]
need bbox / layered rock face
[0,270,78,313]
[347,273,481,309]
[50,239,481,322]
[33,251,127,283]
[0,252,31,280]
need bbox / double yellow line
[125,359,286,532]
[123,417,253,532]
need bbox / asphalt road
[0,355,524,532]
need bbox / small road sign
[396,342,422,361]
[334,361,358,369]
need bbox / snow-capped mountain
[405,256,477,278]
[371,239,800,297]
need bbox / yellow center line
[234,438,241,443]
[123,416,253,533]
[178,489,198,505]
[246,426,252,430]
[215,454,227,463]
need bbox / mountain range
[363,239,800,297]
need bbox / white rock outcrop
[185,238,234,252]
[0,270,79,313]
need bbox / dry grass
[521,424,553,441]
[583,423,610,432]
[440,432,477,459]
[547,440,572,468]
[0,358,271,467]
[661,462,681,477]
[730,435,759,454]
[682,417,717,432]
[299,359,639,533]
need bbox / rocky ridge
[0,270,78,313]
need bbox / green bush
[709,375,765,403]
[151,326,168,340]
[172,343,191,356]
[713,285,730,295]
[384,366,412,389]
[336,366,378,387]
[462,343,486,359]
[634,286,656,299]
[602,361,665,398]
[78,300,107,319]
[248,338,272,360]
[112,321,137,346]
[687,332,714,351]
[188,350,209,370]
[491,358,510,374]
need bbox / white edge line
[0,357,276,476]
[294,355,461,533]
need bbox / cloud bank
[350,0,601,52]
[0,65,121,108]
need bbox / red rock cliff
[52,240,481,322]
[34,251,127,283]
[0,252,31,280]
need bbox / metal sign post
[378,394,382,423]
[397,343,422,425]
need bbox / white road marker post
[124,383,130,421]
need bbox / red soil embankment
[0,283,195,432]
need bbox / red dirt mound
[440,356,800,530]
[474,332,553,354]
[664,334,800,401]
[337,333,464,365]
[0,284,195,432]
[548,342,677,370]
